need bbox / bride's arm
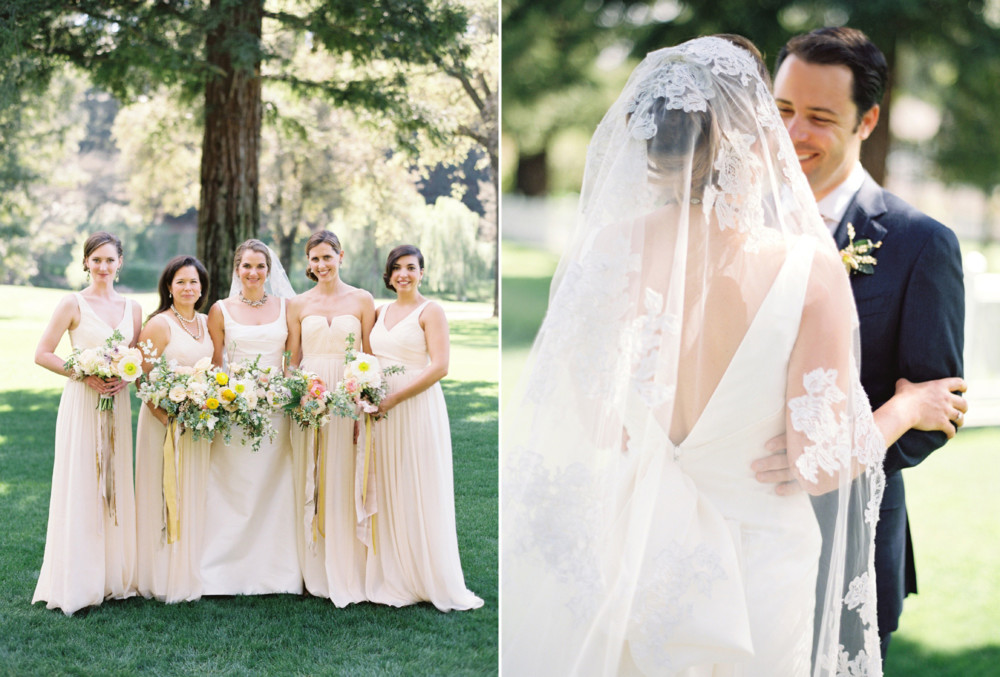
[207,302,226,368]
[784,246,872,495]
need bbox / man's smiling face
[773,54,878,202]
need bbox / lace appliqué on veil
[629,542,726,671]
[503,449,603,621]
[789,368,853,482]
[626,287,678,409]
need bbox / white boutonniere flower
[840,223,882,275]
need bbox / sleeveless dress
[619,240,822,675]
[135,315,214,602]
[366,300,483,611]
[32,293,138,615]
[290,314,368,605]
[504,239,824,676]
[200,299,302,595]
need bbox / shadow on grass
[450,317,498,350]
[0,386,497,675]
[886,636,1000,676]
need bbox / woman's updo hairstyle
[382,244,424,291]
[81,231,124,272]
[304,230,343,281]
[233,239,271,274]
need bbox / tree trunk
[197,0,263,306]
[861,37,895,187]
[515,150,548,196]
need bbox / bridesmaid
[366,245,483,611]
[134,256,213,602]
[201,239,301,595]
[286,230,375,605]
[32,231,142,615]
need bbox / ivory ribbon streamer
[355,414,378,554]
[304,426,326,549]
[96,398,118,529]
[162,419,181,544]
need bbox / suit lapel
[834,173,888,250]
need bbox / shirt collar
[816,162,867,235]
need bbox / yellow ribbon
[162,419,181,544]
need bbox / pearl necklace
[239,291,268,308]
[170,305,202,340]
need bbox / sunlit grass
[0,284,497,675]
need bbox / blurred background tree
[1,0,497,307]
[502,0,1000,213]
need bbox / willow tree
[10,0,468,302]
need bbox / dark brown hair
[383,245,424,291]
[233,239,271,274]
[304,230,343,281]
[775,27,887,124]
[148,255,209,320]
[81,231,123,272]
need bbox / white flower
[149,368,162,383]
[194,356,213,372]
[117,352,143,382]
[78,348,104,374]
[345,353,382,387]
[168,385,188,403]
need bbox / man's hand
[751,434,801,496]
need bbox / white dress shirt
[816,162,867,236]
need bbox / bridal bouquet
[64,329,143,410]
[136,344,229,441]
[334,333,404,421]
[282,368,354,430]
[217,356,289,452]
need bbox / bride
[502,36,957,676]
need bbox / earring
[169,292,173,299]
[86,270,91,282]
[115,270,120,282]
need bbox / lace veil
[502,36,886,676]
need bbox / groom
[759,26,965,658]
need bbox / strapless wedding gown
[365,300,483,612]
[289,314,368,605]
[32,293,137,615]
[506,239,824,675]
[135,316,214,602]
[200,299,302,595]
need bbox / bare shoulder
[419,300,447,325]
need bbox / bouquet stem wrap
[162,419,182,544]
[97,401,117,528]
[355,414,378,554]
[304,427,327,548]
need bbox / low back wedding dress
[502,37,885,676]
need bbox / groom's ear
[857,104,880,141]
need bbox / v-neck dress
[32,293,138,615]
[365,300,483,611]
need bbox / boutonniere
[840,223,882,275]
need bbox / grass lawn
[501,240,1000,676]
[0,285,497,675]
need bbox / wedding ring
[955,411,964,423]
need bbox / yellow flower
[206,397,220,410]
[221,389,237,402]
[215,372,229,386]
[234,382,245,394]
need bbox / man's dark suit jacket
[833,173,965,640]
